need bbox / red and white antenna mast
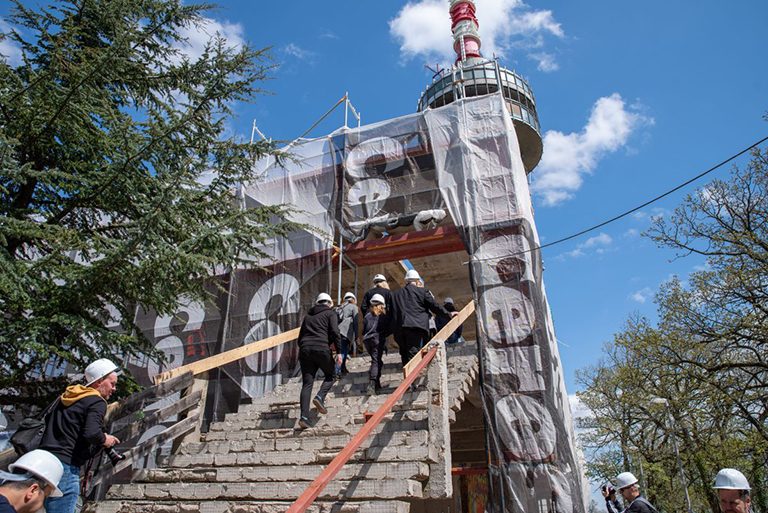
[450,0,481,62]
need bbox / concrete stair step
[87,499,412,513]
[202,410,430,438]
[178,430,428,455]
[224,391,431,423]
[167,442,437,468]
[107,478,424,501]
[134,461,429,483]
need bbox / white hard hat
[372,274,386,284]
[84,358,119,386]
[444,297,454,305]
[8,449,64,497]
[370,294,385,305]
[343,292,356,301]
[316,292,333,304]
[713,468,751,490]
[615,472,638,490]
[404,269,421,282]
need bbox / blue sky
[3,0,767,394]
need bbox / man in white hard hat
[390,269,458,367]
[336,292,359,377]
[40,358,121,513]
[615,471,658,513]
[295,293,341,429]
[713,468,751,513]
[0,449,63,513]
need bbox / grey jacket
[338,301,359,341]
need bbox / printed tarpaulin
[425,94,586,512]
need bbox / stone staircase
[88,342,479,513]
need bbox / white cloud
[558,232,613,259]
[283,43,315,61]
[630,287,653,304]
[530,52,559,72]
[172,17,245,64]
[389,0,564,68]
[569,393,593,421]
[0,18,23,66]
[532,94,653,206]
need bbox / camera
[105,447,126,466]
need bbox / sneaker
[298,417,311,430]
[313,396,328,414]
[375,379,382,392]
[366,381,377,396]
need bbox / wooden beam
[403,300,475,378]
[153,328,300,384]
[105,371,194,422]
[345,225,466,267]
[111,390,202,444]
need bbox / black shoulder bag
[9,397,60,455]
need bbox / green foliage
[577,149,768,513]
[0,0,297,402]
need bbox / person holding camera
[601,484,623,513]
[39,359,121,513]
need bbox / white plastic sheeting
[426,94,586,512]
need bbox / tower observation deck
[416,0,543,174]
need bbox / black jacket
[297,304,340,352]
[361,286,392,316]
[40,385,107,467]
[391,284,450,333]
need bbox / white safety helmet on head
[343,292,356,301]
[84,358,119,386]
[8,449,64,497]
[615,471,639,490]
[404,269,421,282]
[713,468,751,490]
[316,292,333,305]
[444,297,454,305]
[370,294,385,305]
[372,274,386,284]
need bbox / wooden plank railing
[153,328,300,384]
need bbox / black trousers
[393,327,429,367]
[299,346,335,419]
[363,334,386,381]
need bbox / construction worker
[0,449,63,513]
[296,293,340,430]
[713,468,751,513]
[390,269,457,367]
[336,291,359,376]
[615,472,658,513]
[362,294,388,395]
[41,358,121,513]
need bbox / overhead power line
[533,134,768,254]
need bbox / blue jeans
[45,462,80,513]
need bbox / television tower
[417,0,543,173]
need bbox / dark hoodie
[40,385,107,467]
[297,303,340,352]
